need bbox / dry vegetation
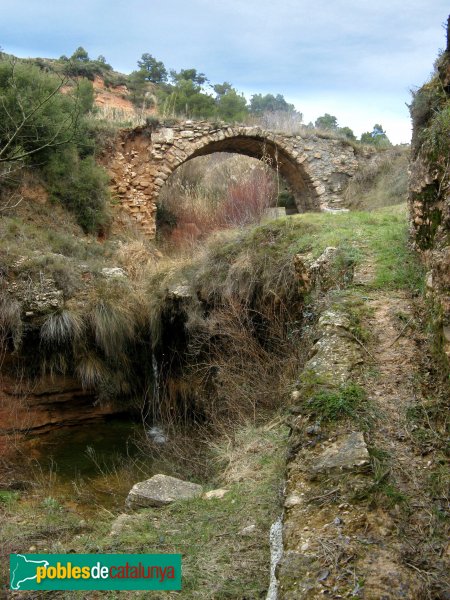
[157,153,279,249]
[344,146,409,209]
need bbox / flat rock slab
[309,432,369,475]
[110,513,139,536]
[126,474,202,509]
[203,488,229,500]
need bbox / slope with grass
[3,200,446,599]
[409,23,450,370]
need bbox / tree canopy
[170,68,207,86]
[249,93,296,115]
[137,53,168,83]
[360,124,391,147]
[315,113,338,130]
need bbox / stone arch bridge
[107,120,362,236]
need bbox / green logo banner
[10,554,181,591]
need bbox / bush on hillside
[45,148,111,234]
[0,59,78,167]
[0,55,111,231]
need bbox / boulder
[309,432,370,475]
[126,474,202,508]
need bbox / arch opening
[155,134,319,245]
[157,152,281,246]
[186,135,319,212]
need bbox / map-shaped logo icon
[10,554,50,590]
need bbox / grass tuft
[40,310,83,346]
[306,383,367,422]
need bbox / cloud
[1,0,448,143]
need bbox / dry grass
[0,292,22,352]
[344,147,409,210]
[40,310,83,346]
[157,154,277,249]
[116,239,162,279]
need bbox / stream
[11,417,154,515]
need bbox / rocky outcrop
[278,307,368,599]
[0,372,122,458]
[409,24,450,364]
[301,310,364,384]
[106,121,363,237]
[276,298,426,599]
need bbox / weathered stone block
[309,432,370,475]
[126,474,202,508]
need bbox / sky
[1,1,448,144]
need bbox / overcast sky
[1,0,448,143]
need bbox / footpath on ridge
[278,255,449,599]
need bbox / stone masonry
[106,120,362,237]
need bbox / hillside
[0,25,449,600]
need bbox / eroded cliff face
[409,22,450,364]
[0,371,119,459]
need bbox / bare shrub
[159,160,277,249]
[217,168,276,227]
[186,299,301,425]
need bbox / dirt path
[355,265,450,598]
[365,292,427,485]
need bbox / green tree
[0,56,110,229]
[127,71,155,109]
[0,59,78,169]
[315,113,338,130]
[169,78,215,118]
[137,53,168,83]
[170,68,208,86]
[249,93,296,114]
[213,82,233,97]
[77,79,95,114]
[214,83,248,121]
[360,124,391,147]
[71,46,90,62]
[338,126,356,140]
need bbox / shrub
[45,149,111,233]
[0,58,78,167]
[145,115,160,128]
[217,168,276,227]
[158,160,277,248]
[421,102,450,162]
